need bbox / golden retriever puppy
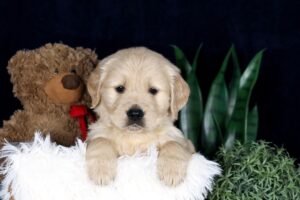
[86,47,195,187]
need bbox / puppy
[86,47,195,187]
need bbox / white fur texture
[0,133,221,200]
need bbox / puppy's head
[88,47,189,133]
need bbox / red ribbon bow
[69,105,96,141]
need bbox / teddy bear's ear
[7,50,28,76]
[75,47,98,65]
[7,50,37,102]
[87,63,103,109]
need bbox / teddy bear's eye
[70,69,77,74]
[54,68,59,74]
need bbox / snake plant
[173,45,263,154]
[172,45,203,151]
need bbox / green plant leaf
[201,48,232,154]
[174,46,203,151]
[225,50,264,146]
[179,75,203,150]
[171,45,192,77]
[227,45,241,123]
[212,113,224,143]
[192,44,203,71]
[224,130,236,150]
[247,105,259,142]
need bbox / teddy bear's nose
[61,74,81,90]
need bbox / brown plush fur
[0,43,98,147]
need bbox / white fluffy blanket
[0,133,221,200]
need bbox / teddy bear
[0,43,98,147]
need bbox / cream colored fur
[86,47,194,187]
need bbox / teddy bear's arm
[0,110,36,147]
[30,113,80,147]
[49,129,78,147]
[0,110,79,147]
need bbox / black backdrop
[0,0,299,160]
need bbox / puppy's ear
[170,72,190,121]
[87,64,102,108]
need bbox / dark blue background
[0,0,299,160]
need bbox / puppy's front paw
[86,156,117,185]
[157,155,188,187]
[86,138,118,186]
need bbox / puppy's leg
[86,137,118,185]
[157,141,193,187]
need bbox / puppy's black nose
[127,108,144,121]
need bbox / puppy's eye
[115,85,125,93]
[149,87,158,95]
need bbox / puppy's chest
[114,134,160,155]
